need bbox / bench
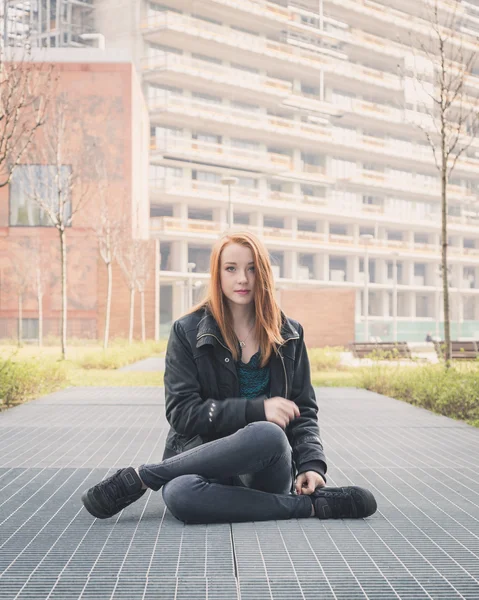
[434,340,479,360]
[349,341,412,359]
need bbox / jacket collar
[195,307,299,348]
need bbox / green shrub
[356,364,479,422]
[308,347,345,371]
[0,357,66,409]
[76,340,167,370]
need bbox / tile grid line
[0,405,93,466]
[330,457,475,596]
[335,463,468,600]
[252,525,274,600]
[332,425,479,547]
[272,521,310,600]
[3,407,149,598]
[297,520,339,600]
[47,415,167,600]
[0,406,135,508]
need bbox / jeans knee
[248,421,290,455]
[162,474,200,523]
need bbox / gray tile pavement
[1,387,479,599]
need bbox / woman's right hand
[264,397,300,428]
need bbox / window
[10,165,72,227]
[20,318,39,340]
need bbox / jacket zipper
[278,336,299,398]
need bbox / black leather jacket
[162,306,327,479]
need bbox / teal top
[236,348,270,399]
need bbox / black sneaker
[81,467,146,519]
[312,486,377,519]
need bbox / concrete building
[4,0,479,343]
[0,49,152,341]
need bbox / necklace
[237,322,255,348]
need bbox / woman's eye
[226,266,235,271]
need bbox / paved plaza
[1,386,479,599]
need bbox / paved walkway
[1,387,479,599]
[118,357,165,372]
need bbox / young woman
[82,232,377,523]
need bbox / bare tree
[117,238,142,344]
[135,241,152,343]
[9,240,33,346]
[406,0,479,366]
[25,97,92,359]
[0,47,52,186]
[92,170,125,349]
[29,237,54,347]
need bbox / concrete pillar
[408,291,416,317]
[171,240,188,272]
[406,261,415,286]
[213,207,228,230]
[172,281,186,321]
[347,256,358,283]
[284,250,298,280]
[382,290,390,317]
[314,252,328,280]
[173,203,188,223]
[250,212,264,236]
[285,215,298,238]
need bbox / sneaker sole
[81,489,113,519]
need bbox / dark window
[10,165,72,227]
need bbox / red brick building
[0,49,155,342]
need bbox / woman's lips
[235,290,250,295]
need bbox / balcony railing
[149,216,479,258]
[150,93,479,174]
[150,136,292,172]
[141,12,402,91]
[142,53,292,97]
[150,178,479,230]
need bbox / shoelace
[316,489,354,517]
[98,469,125,506]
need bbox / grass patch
[311,370,360,387]
[308,347,345,371]
[355,363,479,423]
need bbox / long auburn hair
[188,231,285,366]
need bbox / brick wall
[278,288,356,348]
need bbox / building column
[173,203,188,223]
[213,207,228,229]
[408,291,416,318]
[250,212,263,236]
[285,215,298,238]
[382,290,390,317]
[171,240,188,272]
[347,255,358,283]
[314,252,328,280]
[172,281,186,321]
[284,250,298,280]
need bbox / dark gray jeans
[138,421,313,524]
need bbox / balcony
[149,217,479,261]
[150,178,479,233]
[150,136,292,173]
[141,12,402,91]
[142,53,292,102]
[149,93,479,175]
[339,169,478,202]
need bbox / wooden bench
[349,341,411,359]
[434,340,479,360]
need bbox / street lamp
[359,234,374,341]
[220,176,238,228]
[391,251,399,342]
[187,262,196,309]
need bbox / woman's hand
[264,397,300,428]
[295,471,326,495]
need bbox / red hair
[188,231,284,366]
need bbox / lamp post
[220,176,238,228]
[187,262,196,309]
[359,234,374,341]
[391,251,399,342]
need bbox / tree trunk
[128,287,135,344]
[60,227,67,360]
[17,294,23,346]
[441,163,451,368]
[36,267,43,347]
[104,260,112,350]
[38,293,43,348]
[140,290,145,343]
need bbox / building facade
[0,50,152,341]
[4,0,479,343]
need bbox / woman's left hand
[295,471,326,495]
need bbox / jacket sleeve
[285,324,328,479]
[164,321,265,438]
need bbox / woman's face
[220,243,256,307]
